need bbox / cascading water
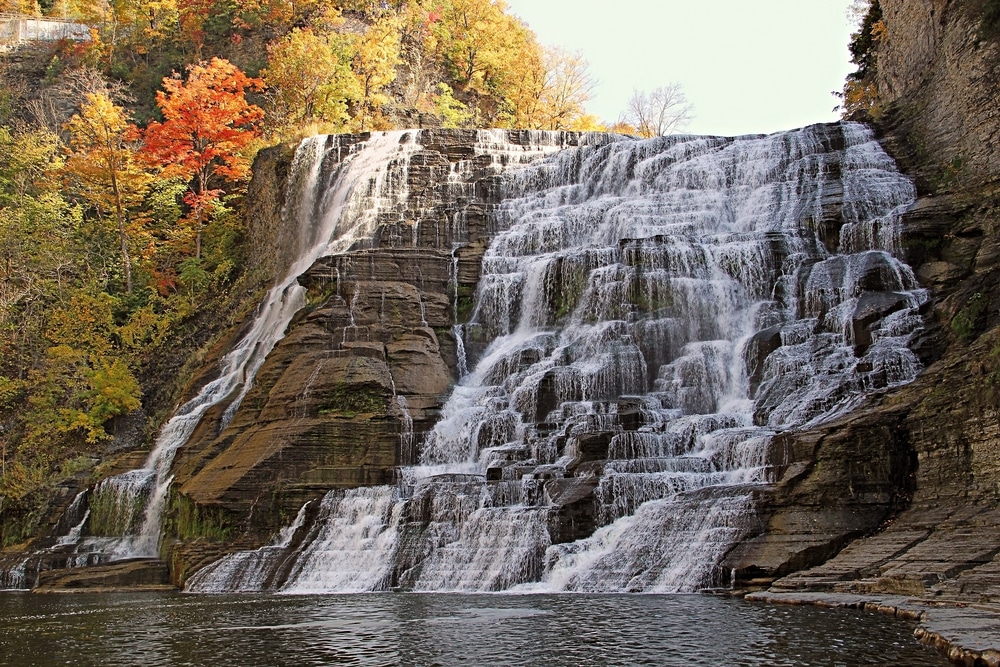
[46,131,434,566]
[186,122,927,595]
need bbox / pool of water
[0,592,947,666]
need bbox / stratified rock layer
[730,2,1000,638]
[167,130,580,574]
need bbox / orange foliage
[142,57,263,257]
[143,58,263,190]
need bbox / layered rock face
[177,123,931,594]
[738,0,1000,602]
[166,130,577,574]
[877,0,1000,189]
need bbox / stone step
[33,559,174,593]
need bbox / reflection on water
[0,592,946,666]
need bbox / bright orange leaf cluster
[142,57,263,258]
[143,57,264,193]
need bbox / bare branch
[622,83,693,137]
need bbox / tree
[433,82,472,127]
[64,92,151,293]
[28,290,141,446]
[839,0,885,118]
[142,58,263,259]
[621,84,693,138]
[0,0,40,14]
[352,13,403,130]
[537,47,596,130]
[430,0,543,124]
[261,25,361,132]
[0,127,77,383]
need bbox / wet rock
[33,560,172,593]
[746,325,783,396]
[167,130,570,575]
[850,291,912,355]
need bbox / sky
[503,0,858,137]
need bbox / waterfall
[181,123,924,594]
[55,132,430,564]
[182,501,312,593]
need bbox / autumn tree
[430,0,542,124]
[176,0,219,56]
[0,127,73,378]
[261,25,361,133]
[622,84,693,137]
[142,58,263,259]
[534,47,596,130]
[64,92,151,293]
[0,0,40,14]
[352,13,403,130]
[840,0,885,118]
[0,126,134,506]
[46,0,106,22]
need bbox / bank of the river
[747,591,1000,667]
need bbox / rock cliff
[730,0,1000,609]
[166,130,580,577]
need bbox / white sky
[503,0,858,137]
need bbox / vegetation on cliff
[840,0,885,119]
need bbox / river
[0,592,947,666]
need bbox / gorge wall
[746,0,1000,600]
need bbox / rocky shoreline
[746,590,1000,666]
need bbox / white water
[183,501,312,593]
[55,132,438,564]
[181,123,923,594]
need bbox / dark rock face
[876,0,1000,191]
[32,560,172,593]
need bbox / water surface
[0,592,947,666]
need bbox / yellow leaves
[0,127,64,205]
[841,78,883,119]
[352,15,403,123]
[262,26,361,132]
[262,11,404,133]
[354,13,403,96]
[565,114,606,133]
[871,18,887,43]
[63,92,150,212]
[253,0,597,133]
[352,13,403,130]
[44,291,115,357]
[63,92,152,291]
[0,375,25,409]
[440,0,537,104]
[434,83,472,128]
[85,358,141,430]
[27,292,142,446]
